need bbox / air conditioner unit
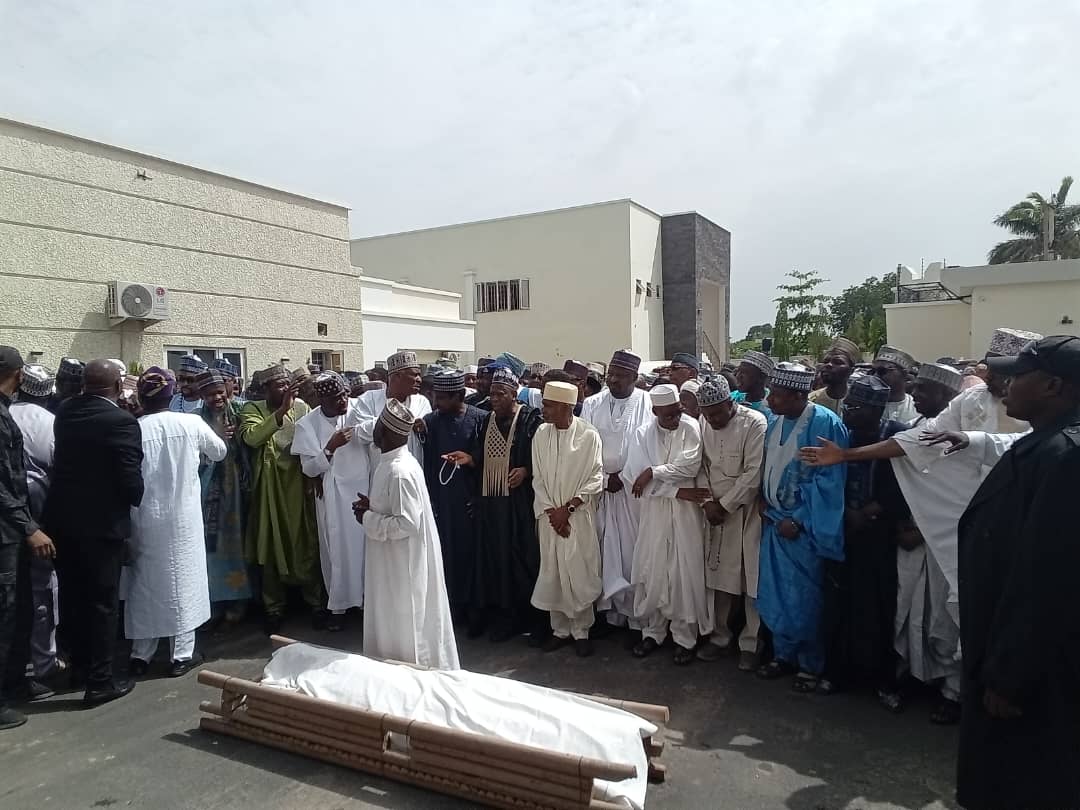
[108,281,170,323]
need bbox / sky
[2,0,1077,338]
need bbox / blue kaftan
[757,403,847,674]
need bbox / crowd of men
[0,326,1077,809]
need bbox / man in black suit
[45,359,144,706]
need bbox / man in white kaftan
[351,351,431,486]
[580,349,652,627]
[353,399,458,670]
[693,378,767,669]
[531,382,604,654]
[293,372,369,621]
[624,384,711,663]
[125,369,226,673]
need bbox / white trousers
[708,591,761,653]
[132,630,196,663]
[550,608,593,640]
[643,613,698,650]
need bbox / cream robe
[698,405,767,597]
[625,415,713,633]
[530,418,604,616]
[580,388,653,619]
[351,389,431,487]
[361,444,459,670]
[125,411,226,640]
[292,402,369,611]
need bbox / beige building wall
[0,118,361,376]
[968,279,1080,357]
[352,200,662,367]
[628,205,665,361]
[884,300,971,361]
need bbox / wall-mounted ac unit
[108,281,170,323]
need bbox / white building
[0,116,362,376]
[351,200,731,367]
[885,258,1080,360]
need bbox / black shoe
[0,707,27,730]
[326,613,345,633]
[575,638,594,658]
[18,679,55,703]
[311,609,330,631]
[68,669,87,691]
[128,658,150,678]
[83,679,135,708]
[263,615,283,637]
[622,629,643,651]
[632,637,660,658]
[168,652,205,678]
[541,635,570,653]
[590,618,617,640]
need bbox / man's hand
[983,688,1022,719]
[508,467,528,489]
[631,468,653,498]
[325,428,354,453]
[312,477,324,500]
[442,451,474,467]
[223,422,236,441]
[845,506,868,534]
[27,529,55,560]
[274,384,298,422]
[606,473,624,494]
[799,437,846,467]
[413,418,426,435]
[703,500,727,527]
[777,518,801,540]
[757,497,768,518]
[352,494,370,523]
[547,506,571,536]
[676,488,703,503]
[921,430,970,455]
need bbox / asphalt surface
[2,616,959,810]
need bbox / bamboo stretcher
[197,636,669,809]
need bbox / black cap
[0,346,25,376]
[986,335,1080,384]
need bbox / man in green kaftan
[239,366,321,634]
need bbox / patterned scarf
[482,406,521,497]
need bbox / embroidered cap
[987,327,1044,358]
[313,371,349,397]
[527,362,550,377]
[740,351,775,376]
[19,364,54,398]
[195,369,227,392]
[490,367,520,391]
[463,365,479,375]
[260,365,290,385]
[178,354,207,374]
[563,360,589,380]
[827,337,861,365]
[432,369,466,393]
[649,383,680,407]
[916,362,963,393]
[609,349,642,373]
[387,351,420,372]
[697,377,731,407]
[874,345,917,371]
[137,366,176,400]
[378,399,415,437]
[671,352,701,371]
[769,362,815,392]
[680,379,701,397]
[845,375,890,407]
[211,358,240,379]
[56,358,85,385]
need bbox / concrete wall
[884,300,972,361]
[358,275,475,368]
[352,200,649,366]
[0,118,361,376]
[968,279,1080,357]
[628,205,665,360]
[660,213,731,363]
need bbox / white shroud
[125,411,225,640]
[262,642,656,809]
[361,444,459,670]
[292,403,369,611]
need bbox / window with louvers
[474,279,531,313]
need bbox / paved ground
[2,617,959,810]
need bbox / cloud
[1,0,1077,339]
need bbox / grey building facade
[661,212,731,363]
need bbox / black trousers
[0,541,33,707]
[55,535,123,688]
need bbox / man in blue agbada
[756,362,848,693]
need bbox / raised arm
[239,403,281,448]
[196,419,228,463]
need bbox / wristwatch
[566,503,577,514]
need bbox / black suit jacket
[44,395,144,542]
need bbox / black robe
[823,419,908,689]
[422,405,485,608]
[467,405,542,617]
[955,408,1080,810]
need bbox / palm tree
[988,176,1080,263]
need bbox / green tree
[829,272,897,338]
[867,316,887,355]
[772,304,793,361]
[989,176,1080,263]
[745,323,774,341]
[774,269,832,357]
[846,312,868,350]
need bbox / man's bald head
[83,359,122,400]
